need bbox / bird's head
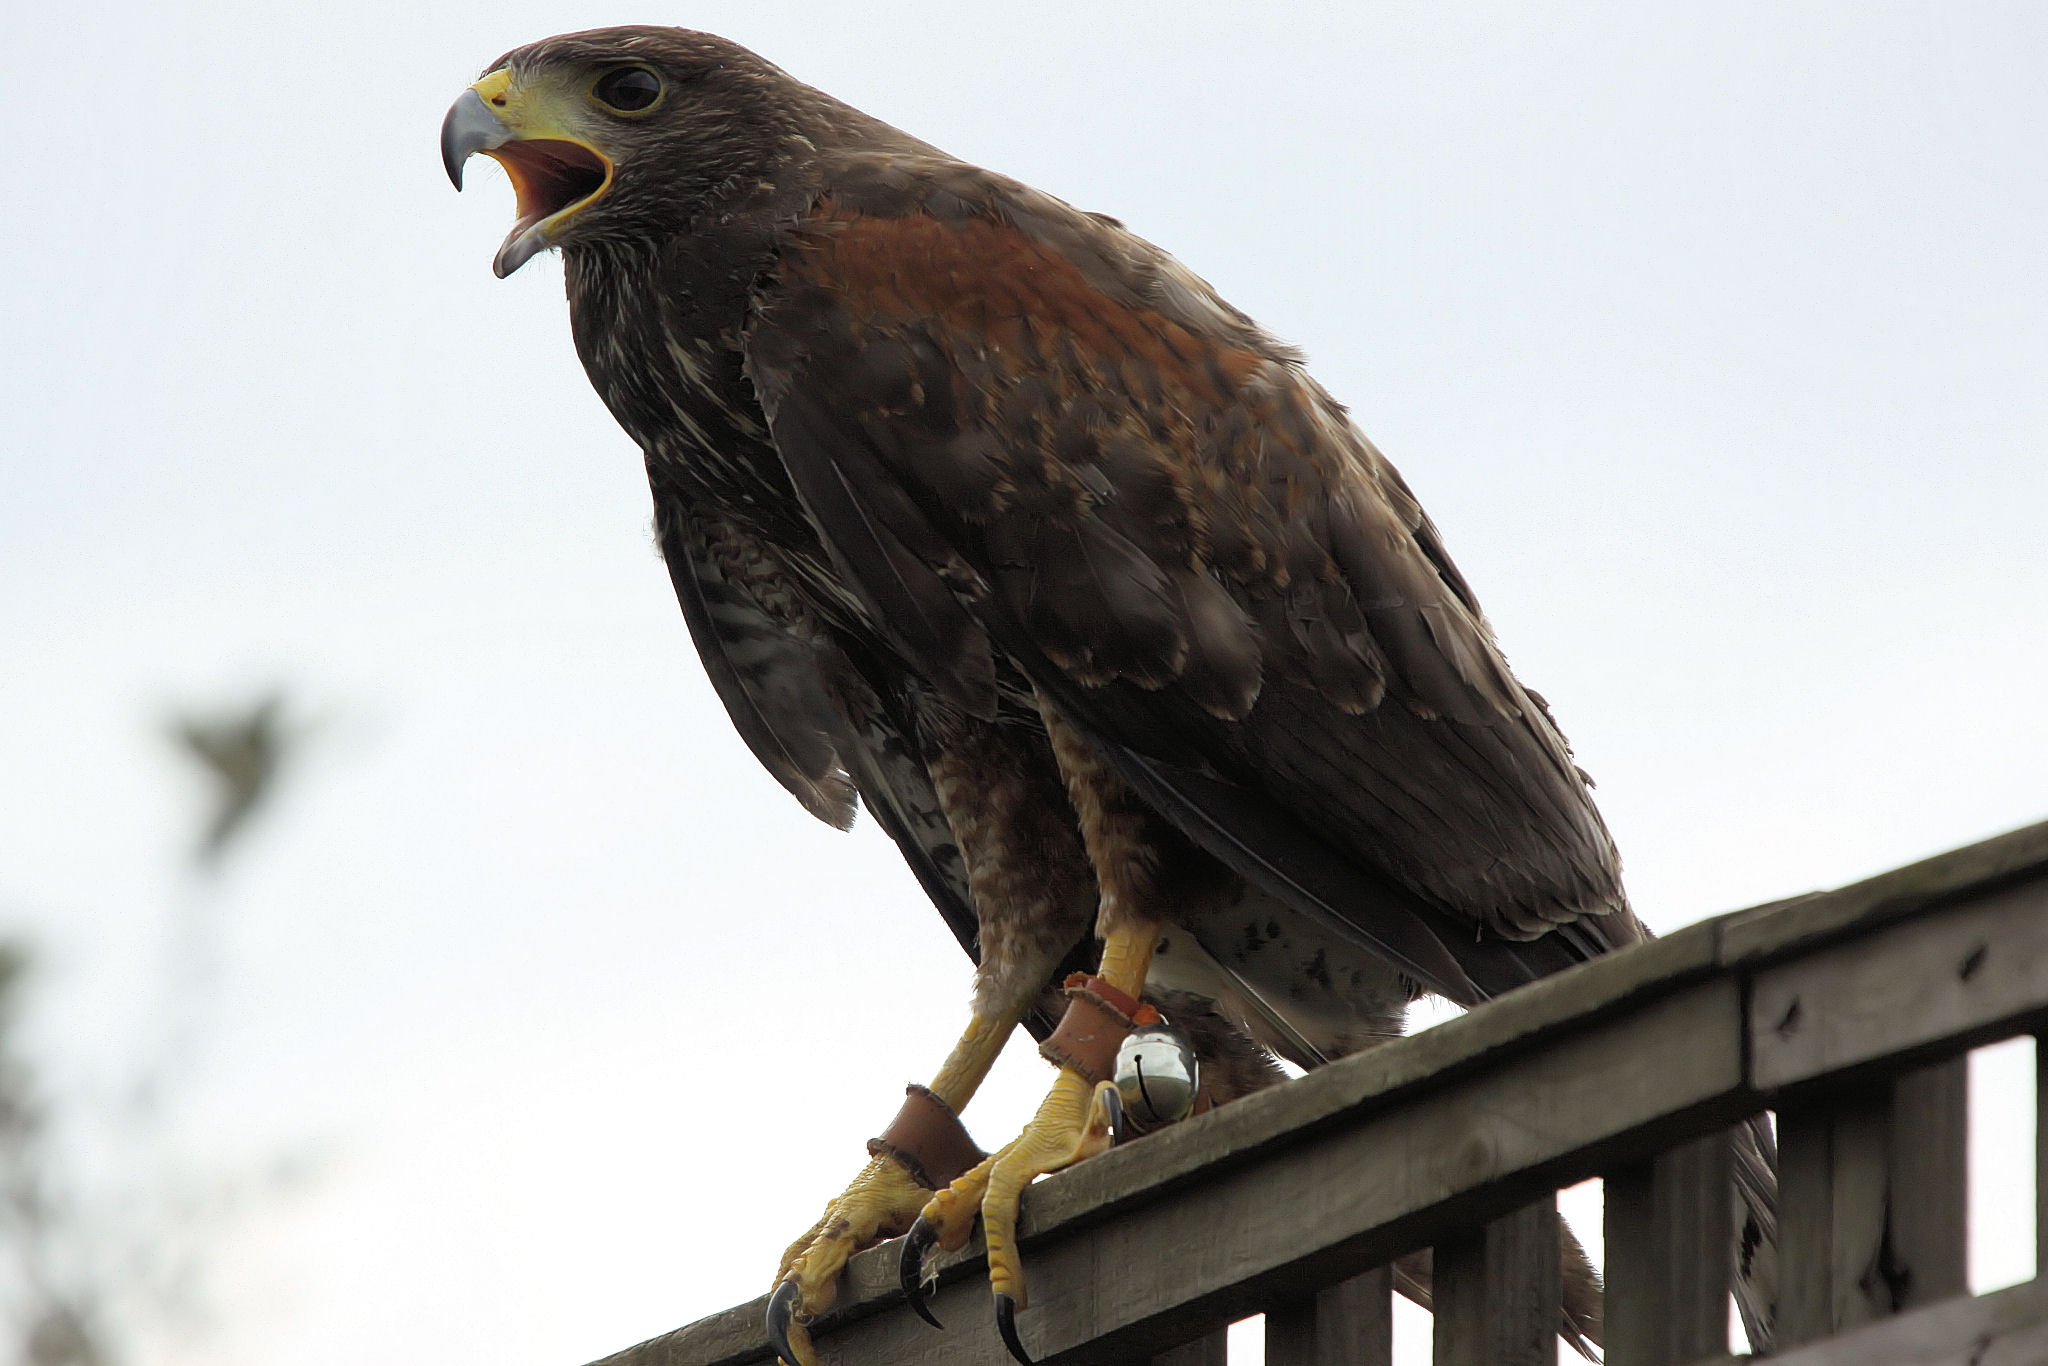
[441,27,813,278]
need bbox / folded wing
[741,153,1641,1005]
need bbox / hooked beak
[441,69,613,278]
[440,88,508,191]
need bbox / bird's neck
[563,221,814,547]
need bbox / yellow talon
[774,1152,932,1328]
[975,1069,1122,1308]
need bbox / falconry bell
[1112,1021,1199,1132]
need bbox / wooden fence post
[1778,1060,1969,1347]
[1149,1328,1228,1366]
[1432,1196,1559,1366]
[1779,1085,1894,1345]
[1266,1265,1393,1366]
[1888,1058,1969,1308]
[1605,1129,1734,1364]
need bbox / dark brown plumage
[442,26,1775,1356]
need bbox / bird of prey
[441,27,1777,1362]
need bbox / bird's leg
[914,923,1158,1262]
[770,715,1097,1366]
[769,1006,1021,1364]
[916,698,1197,1363]
[973,927,1158,1315]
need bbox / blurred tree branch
[169,690,304,868]
[0,946,110,1366]
[3,689,317,1365]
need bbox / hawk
[441,27,1777,1361]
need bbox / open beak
[441,69,613,278]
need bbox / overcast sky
[2,3,2042,1364]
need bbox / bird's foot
[770,1082,989,1366]
[903,1068,1123,1364]
[768,1152,931,1366]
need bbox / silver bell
[1113,1022,1199,1131]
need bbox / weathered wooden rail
[595,820,2048,1366]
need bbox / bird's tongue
[482,139,610,277]
[490,138,610,234]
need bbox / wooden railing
[592,821,2048,1366]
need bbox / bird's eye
[593,67,662,113]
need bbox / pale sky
[1,4,2042,1364]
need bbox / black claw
[1102,1084,1128,1147]
[766,1280,804,1366]
[899,1218,943,1329]
[995,1293,1033,1366]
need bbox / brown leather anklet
[867,1084,985,1190]
[1038,973,1161,1084]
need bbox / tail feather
[1731,1114,1780,1354]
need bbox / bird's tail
[1731,1113,1780,1354]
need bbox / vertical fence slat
[1605,1129,1733,1365]
[1266,1265,1392,1366]
[1604,1160,1655,1361]
[1779,1056,1972,1348]
[1888,1056,1969,1307]
[1431,1196,1559,1366]
[1150,1328,1228,1366]
[1778,1087,1892,1345]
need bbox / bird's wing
[656,502,858,829]
[658,497,1092,1004]
[827,664,988,971]
[742,153,1635,1004]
